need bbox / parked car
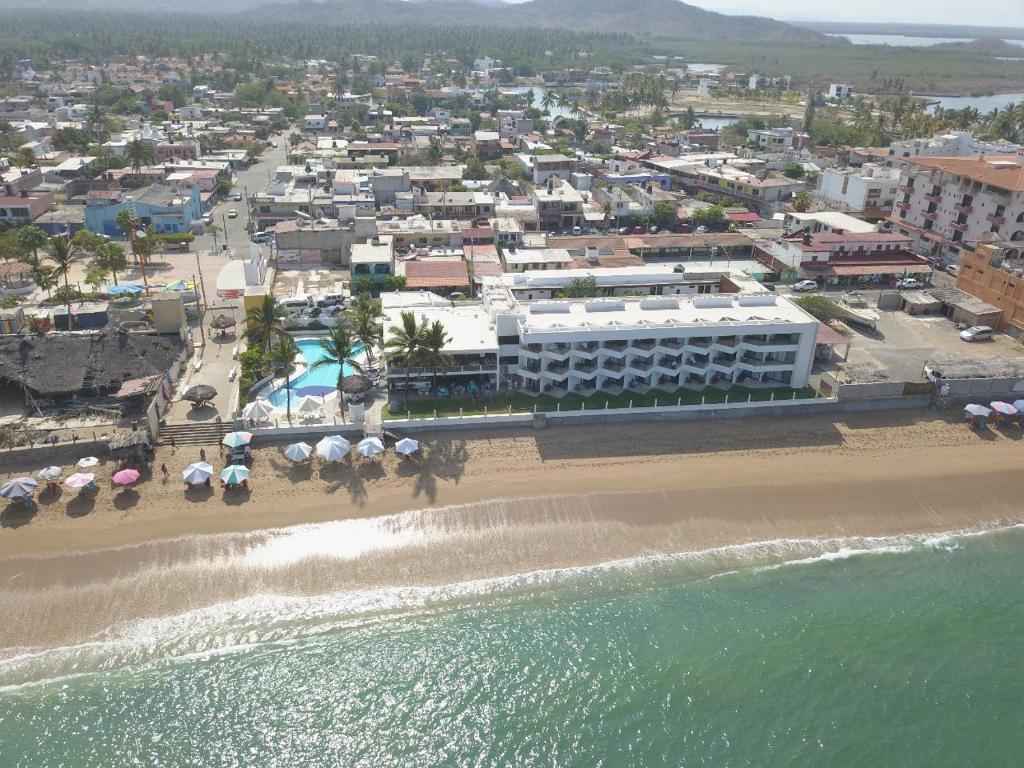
[251,232,271,244]
[571,225,582,235]
[227,209,239,218]
[945,264,959,276]
[317,292,344,308]
[618,227,630,235]
[648,225,659,234]
[695,225,708,234]
[792,280,818,292]
[202,214,214,225]
[632,225,645,234]
[896,278,923,289]
[232,192,243,202]
[270,141,278,148]
[960,325,993,342]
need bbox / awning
[815,325,851,346]
[811,264,933,277]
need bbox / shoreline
[1,411,1023,652]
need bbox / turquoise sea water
[2,526,1024,766]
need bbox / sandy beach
[0,410,1022,652]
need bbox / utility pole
[221,212,230,249]
[125,196,150,295]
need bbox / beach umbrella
[316,435,350,462]
[242,399,275,422]
[166,279,191,291]
[990,401,1018,415]
[183,384,218,403]
[341,374,373,399]
[964,404,992,418]
[222,431,253,448]
[220,465,250,485]
[395,437,420,456]
[107,283,143,296]
[77,456,100,468]
[1013,399,1024,413]
[111,468,141,486]
[182,462,214,484]
[65,472,95,489]
[0,477,37,499]
[356,436,385,459]
[210,314,236,331]
[37,466,63,481]
[296,396,323,415]
[284,442,312,463]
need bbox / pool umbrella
[990,401,1018,415]
[37,466,63,481]
[341,374,373,398]
[222,431,253,448]
[964,404,992,418]
[220,465,250,485]
[183,384,218,404]
[0,477,37,499]
[242,399,275,422]
[296,396,323,415]
[182,462,214,484]
[77,456,100,468]
[316,435,350,462]
[65,473,95,489]
[284,442,312,463]
[210,314,236,331]
[356,436,385,459]
[395,437,420,456]
[112,468,141,486]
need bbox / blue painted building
[85,183,202,236]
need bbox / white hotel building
[381,269,820,397]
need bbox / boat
[836,293,880,329]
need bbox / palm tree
[85,101,105,141]
[206,220,221,248]
[14,147,36,168]
[95,242,127,286]
[418,320,453,406]
[426,140,444,166]
[350,292,382,366]
[540,89,556,113]
[17,226,47,263]
[313,327,365,422]
[31,263,56,296]
[245,295,287,355]
[48,235,77,328]
[383,310,425,410]
[266,336,298,423]
[124,138,154,173]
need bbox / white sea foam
[1,518,1021,692]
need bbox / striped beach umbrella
[222,431,253,448]
[182,462,214,484]
[65,472,95,489]
[0,477,37,499]
[220,465,250,485]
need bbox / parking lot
[836,308,1022,382]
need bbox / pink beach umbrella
[990,401,1018,416]
[111,468,141,486]
[65,472,95,489]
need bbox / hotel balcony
[899,184,914,194]
[518,364,541,380]
[545,360,569,377]
[684,355,710,372]
[742,334,800,349]
[655,338,684,353]
[987,214,1006,225]
[573,342,600,358]
[895,201,911,211]
[521,344,541,359]
[922,211,938,221]
[632,338,656,352]
[571,381,597,396]
[924,193,942,205]
[954,203,973,214]
[626,357,653,373]
[713,336,738,349]
[543,343,572,361]
[573,359,598,375]
[600,358,625,373]
[603,340,628,353]
[687,338,711,350]
[951,222,968,233]
[656,355,683,371]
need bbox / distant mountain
[253,0,834,44]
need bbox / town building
[530,177,584,231]
[376,216,463,251]
[886,131,1020,163]
[889,154,1024,264]
[816,163,902,217]
[84,184,202,236]
[827,83,855,100]
[0,189,55,225]
[765,230,931,286]
[954,242,1024,333]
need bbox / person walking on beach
[161,463,169,483]
[200,448,206,463]
[169,435,176,454]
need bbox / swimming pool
[266,338,365,409]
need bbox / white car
[896,278,923,289]
[960,325,993,342]
[792,280,818,292]
[227,209,239,218]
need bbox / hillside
[253,0,835,44]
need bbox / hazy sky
[686,0,1024,27]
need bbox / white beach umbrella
[0,477,37,499]
[37,466,63,482]
[964,404,992,418]
[76,456,99,468]
[395,437,420,456]
[284,442,313,463]
[222,431,253,448]
[296,396,323,415]
[356,436,385,459]
[64,472,95,489]
[242,398,275,422]
[316,435,350,462]
[182,462,214,484]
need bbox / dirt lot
[840,310,1022,382]
[273,266,350,303]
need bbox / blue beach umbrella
[221,431,253,448]
[220,465,250,485]
[0,477,37,499]
[107,284,144,296]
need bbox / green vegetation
[554,276,601,299]
[794,295,843,323]
[383,385,819,420]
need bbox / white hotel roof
[382,294,498,353]
[517,294,815,334]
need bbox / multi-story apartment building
[643,155,805,213]
[413,191,495,220]
[376,216,463,251]
[767,231,931,286]
[889,154,1024,264]
[954,242,1024,333]
[482,274,818,396]
[886,131,1020,164]
[530,177,584,232]
[817,163,902,217]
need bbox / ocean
[2,524,1023,766]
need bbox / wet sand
[0,411,1021,651]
